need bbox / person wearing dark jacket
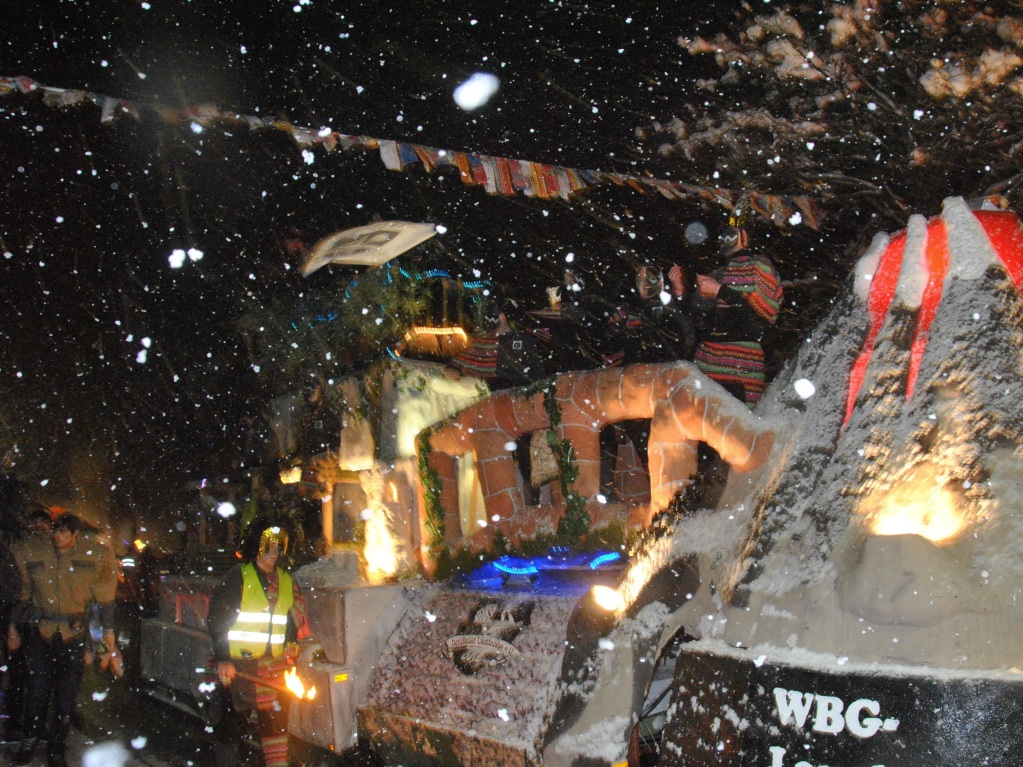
[207,519,307,767]
[2,509,51,744]
[600,263,697,482]
[445,310,548,389]
[605,263,697,367]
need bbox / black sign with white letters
[661,648,1023,766]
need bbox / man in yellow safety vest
[207,517,307,767]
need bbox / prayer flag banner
[0,74,818,229]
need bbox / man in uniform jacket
[6,513,120,767]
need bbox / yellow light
[868,479,966,544]
[592,585,625,613]
[279,466,302,484]
[133,539,147,551]
[405,325,468,341]
[393,326,467,358]
[364,508,399,582]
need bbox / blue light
[493,560,539,576]
[461,548,626,595]
[588,551,622,569]
[491,548,623,575]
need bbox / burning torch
[211,660,317,701]
[233,667,317,701]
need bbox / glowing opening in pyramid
[867,474,966,544]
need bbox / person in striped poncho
[694,224,782,408]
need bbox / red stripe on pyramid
[843,231,906,430]
[905,218,950,401]
[976,210,1023,295]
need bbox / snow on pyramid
[692,195,1023,669]
[653,196,1023,766]
[546,197,1023,767]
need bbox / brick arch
[421,362,774,558]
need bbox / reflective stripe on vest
[227,563,295,659]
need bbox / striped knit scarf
[721,254,782,324]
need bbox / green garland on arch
[416,423,445,551]
[541,385,591,546]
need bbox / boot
[13,736,39,765]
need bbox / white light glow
[453,72,500,110]
[83,742,130,767]
[592,584,625,612]
[364,506,398,582]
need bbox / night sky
[1,0,824,524]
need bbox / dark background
[0,0,923,528]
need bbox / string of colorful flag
[0,74,819,229]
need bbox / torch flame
[283,667,316,700]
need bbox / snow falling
[4,1,1023,765]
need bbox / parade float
[142,196,1023,767]
[638,196,1023,767]
[554,195,1023,767]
